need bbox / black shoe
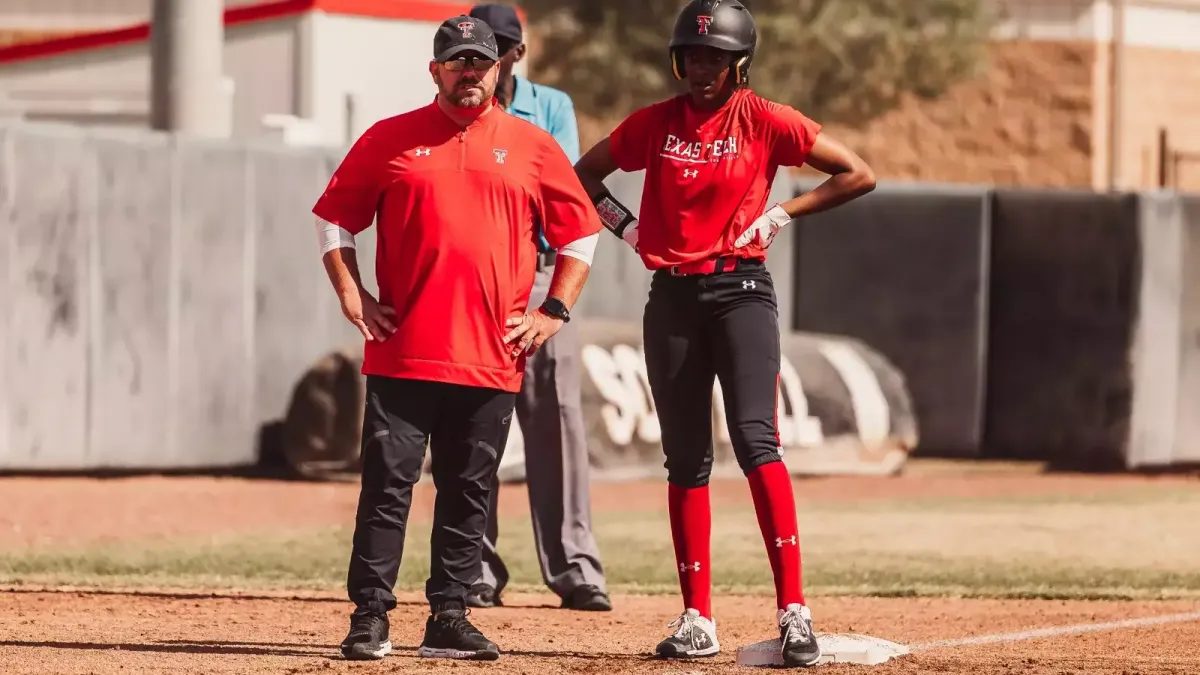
[465,583,501,608]
[560,584,612,611]
[417,608,501,660]
[778,604,822,667]
[339,609,391,660]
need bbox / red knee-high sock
[668,483,712,619]
[747,461,805,609]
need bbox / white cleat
[655,608,721,659]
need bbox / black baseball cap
[468,4,523,43]
[433,15,500,62]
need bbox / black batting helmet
[668,0,757,85]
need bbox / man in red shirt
[574,0,876,667]
[314,15,602,663]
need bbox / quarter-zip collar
[433,95,501,132]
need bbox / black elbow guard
[592,189,638,239]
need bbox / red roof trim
[0,0,483,66]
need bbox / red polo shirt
[608,88,821,270]
[313,100,602,392]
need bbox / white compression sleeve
[316,215,356,255]
[556,231,599,266]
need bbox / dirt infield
[2,462,1198,673]
[2,589,1198,674]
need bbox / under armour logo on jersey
[493,148,508,164]
[679,561,702,572]
[683,169,698,178]
[775,535,797,547]
[696,14,714,34]
[415,148,431,156]
[742,280,756,290]
[458,21,475,38]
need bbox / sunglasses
[442,56,497,72]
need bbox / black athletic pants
[643,259,783,487]
[346,374,516,615]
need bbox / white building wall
[308,11,531,147]
[0,0,265,31]
[988,0,1200,50]
[0,18,298,137]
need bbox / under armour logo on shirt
[679,561,701,572]
[415,148,431,156]
[683,169,698,178]
[494,149,508,164]
[775,535,797,547]
[742,280,756,290]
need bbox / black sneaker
[417,608,501,660]
[655,608,720,659]
[778,603,822,667]
[466,583,501,608]
[560,584,612,611]
[339,609,391,660]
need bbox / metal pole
[1107,0,1125,190]
[1158,128,1169,189]
[150,0,227,137]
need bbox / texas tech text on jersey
[659,133,740,164]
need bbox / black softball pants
[346,374,515,615]
[643,260,783,488]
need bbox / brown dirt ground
[1,590,1198,674]
[2,463,1199,673]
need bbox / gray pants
[477,265,607,597]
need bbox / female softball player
[574,0,875,667]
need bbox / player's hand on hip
[339,288,396,341]
[734,204,792,249]
[503,310,563,358]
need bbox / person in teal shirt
[467,3,611,614]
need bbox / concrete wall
[0,121,351,470]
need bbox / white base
[736,633,910,667]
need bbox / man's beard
[438,73,493,108]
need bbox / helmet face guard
[668,0,757,85]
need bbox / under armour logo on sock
[742,280,756,290]
[775,535,797,547]
[679,561,702,572]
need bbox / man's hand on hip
[503,310,564,358]
[340,287,396,341]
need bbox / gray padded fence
[983,189,1141,469]
[790,181,991,458]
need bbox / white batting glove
[622,220,640,252]
[734,204,792,249]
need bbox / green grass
[4,487,1200,600]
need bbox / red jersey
[313,100,602,393]
[608,89,821,270]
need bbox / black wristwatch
[539,297,571,322]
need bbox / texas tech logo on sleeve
[458,21,474,38]
[696,15,714,34]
